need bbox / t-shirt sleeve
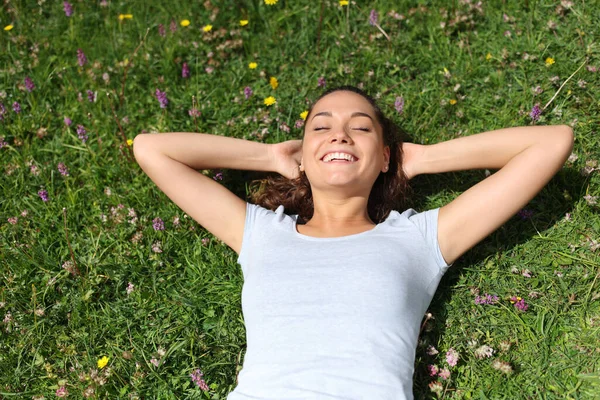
[405,207,452,271]
[236,202,275,269]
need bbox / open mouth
[321,153,359,163]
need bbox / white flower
[474,344,494,359]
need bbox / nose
[328,126,352,143]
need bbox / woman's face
[301,90,390,194]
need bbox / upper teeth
[323,152,356,162]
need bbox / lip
[320,150,359,161]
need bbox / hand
[269,140,303,180]
[401,142,425,180]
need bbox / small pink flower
[438,367,451,380]
[446,348,459,367]
[426,345,439,355]
[56,386,68,397]
[427,364,438,376]
[150,357,159,367]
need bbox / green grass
[1,0,599,398]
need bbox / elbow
[558,124,574,140]
[559,124,574,150]
[132,133,151,161]
[554,125,574,159]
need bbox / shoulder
[245,203,293,226]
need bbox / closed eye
[314,127,370,131]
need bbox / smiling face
[300,90,390,196]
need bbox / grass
[1,0,599,398]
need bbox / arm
[133,132,277,255]
[407,125,574,266]
[134,132,276,171]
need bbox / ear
[384,145,390,164]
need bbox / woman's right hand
[269,140,303,180]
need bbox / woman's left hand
[401,142,425,180]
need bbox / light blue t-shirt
[227,202,451,400]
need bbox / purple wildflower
[317,77,326,88]
[170,19,177,33]
[77,49,87,67]
[474,293,499,305]
[0,103,5,120]
[64,116,72,126]
[158,24,166,37]
[63,1,73,17]
[446,348,459,367]
[38,189,49,202]
[0,137,8,149]
[511,297,529,311]
[24,76,35,92]
[87,90,96,102]
[189,108,201,117]
[369,9,379,26]
[213,171,223,181]
[294,119,304,129]
[394,96,404,114]
[244,86,253,99]
[155,89,168,109]
[152,217,165,231]
[530,104,541,121]
[57,162,69,176]
[12,102,21,114]
[190,369,210,391]
[76,124,88,143]
[517,209,534,220]
[182,62,190,78]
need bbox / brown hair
[248,85,412,224]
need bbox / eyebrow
[310,111,374,122]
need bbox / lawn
[1,0,599,398]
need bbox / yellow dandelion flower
[4,24,14,31]
[449,99,457,105]
[98,356,109,369]
[248,62,258,69]
[300,111,308,120]
[118,14,133,21]
[127,139,134,146]
[264,0,279,5]
[180,19,190,27]
[486,53,492,61]
[203,25,212,32]
[240,20,249,27]
[567,90,571,95]
[545,57,555,66]
[264,96,276,106]
[339,0,349,5]
[270,77,279,90]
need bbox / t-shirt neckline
[291,213,390,241]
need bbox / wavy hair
[248,85,412,224]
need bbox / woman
[132,86,573,399]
